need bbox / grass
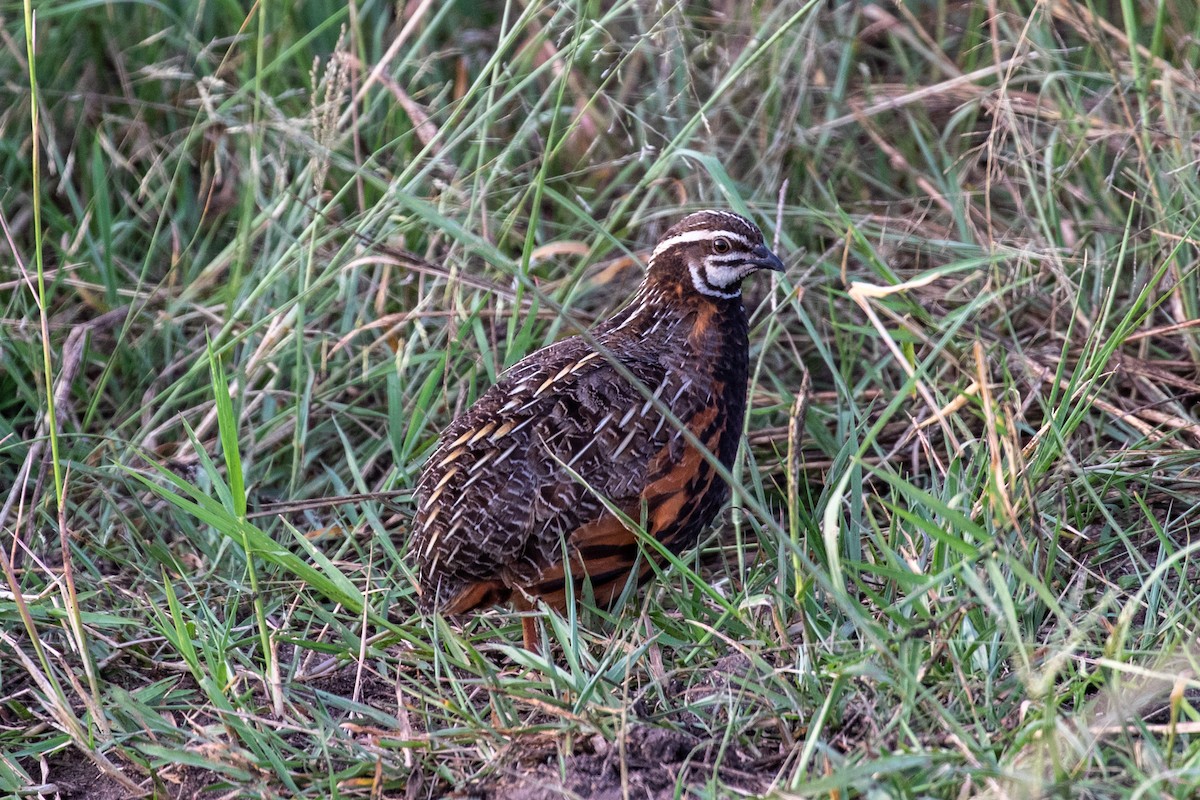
[3,0,1200,797]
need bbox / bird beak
[750,244,786,273]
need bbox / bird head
[646,210,785,300]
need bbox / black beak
[750,243,786,273]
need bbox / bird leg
[513,589,540,652]
[521,616,538,651]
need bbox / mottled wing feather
[412,335,698,612]
[522,398,731,607]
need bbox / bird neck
[598,278,748,349]
[642,271,747,311]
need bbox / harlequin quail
[412,210,784,648]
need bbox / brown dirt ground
[41,748,222,799]
[458,723,775,800]
[41,721,776,800]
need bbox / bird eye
[713,237,730,254]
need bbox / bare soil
[459,723,775,800]
[42,748,221,800]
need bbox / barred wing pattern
[413,333,721,612]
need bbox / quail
[411,210,785,648]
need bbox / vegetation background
[3,0,1200,797]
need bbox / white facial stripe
[706,253,750,265]
[652,229,753,260]
[704,262,750,288]
[689,262,740,299]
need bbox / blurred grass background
[3,0,1200,797]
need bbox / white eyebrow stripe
[651,229,753,259]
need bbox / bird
[410,210,785,649]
